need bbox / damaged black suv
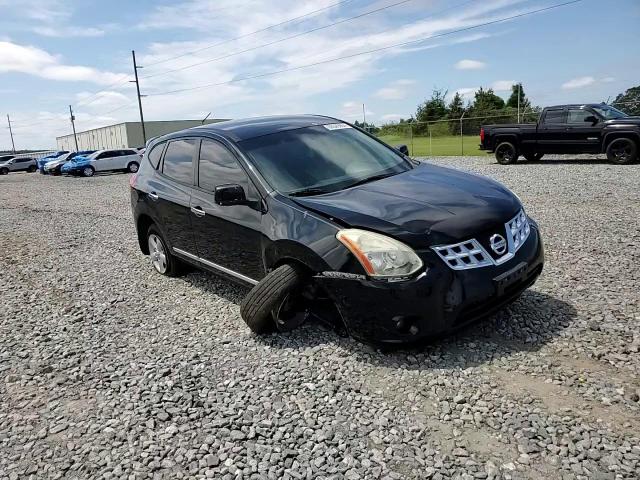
[130,115,544,344]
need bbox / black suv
[130,116,544,344]
[481,104,640,164]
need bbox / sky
[1,0,639,149]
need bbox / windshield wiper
[345,172,396,189]
[287,187,332,197]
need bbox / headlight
[336,228,423,279]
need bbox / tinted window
[147,143,164,169]
[122,149,137,156]
[567,109,592,123]
[543,110,564,124]
[198,140,246,191]
[163,139,196,183]
[96,152,112,159]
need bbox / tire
[146,226,182,277]
[524,153,544,162]
[82,166,95,177]
[495,141,519,165]
[127,161,139,173]
[606,138,637,165]
[27,165,37,173]
[240,264,306,334]
[0,168,8,175]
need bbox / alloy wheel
[148,234,167,274]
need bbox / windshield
[592,105,629,120]
[239,124,412,195]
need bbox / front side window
[567,109,593,123]
[198,140,246,191]
[239,124,411,195]
[543,109,565,124]
[162,139,196,183]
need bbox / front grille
[432,239,493,270]
[432,210,531,270]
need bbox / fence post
[460,112,467,156]
[429,124,432,156]
[410,124,414,156]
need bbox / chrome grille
[432,239,493,270]
[432,210,531,270]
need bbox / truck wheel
[0,167,8,175]
[240,264,306,334]
[606,138,637,165]
[495,142,518,165]
[524,153,544,162]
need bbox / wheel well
[494,136,518,150]
[603,133,639,151]
[137,214,154,254]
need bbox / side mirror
[395,144,410,156]
[214,184,247,206]
[584,115,598,125]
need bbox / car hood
[605,116,640,126]
[292,163,522,248]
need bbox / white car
[62,149,142,177]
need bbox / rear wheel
[27,165,37,172]
[82,166,95,177]
[146,226,182,277]
[495,142,518,164]
[606,138,637,165]
[0,167,8,175]
[240,264,306,334]
[524,153,544,162]
[127,161,139,173]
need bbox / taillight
[129,173,138,188]
[480,127,485,142]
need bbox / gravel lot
[1,156,639,480]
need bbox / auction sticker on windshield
[323,123,352,130]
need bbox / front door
[564,108,602,154]
[537,108,569,153]
[190,138,264,283]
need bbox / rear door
[564,108,602,153]
[92,152,113,171]
[116,149,139,170]
[156,138,199,254]
[537,108,568,153]
[190,138,264,282]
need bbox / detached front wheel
[495,142,519,165]
[606,138,637,165]
[240,264,306,334]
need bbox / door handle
[191,206,206,217]
[148,191,159,201]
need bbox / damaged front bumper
[315,226,544,344]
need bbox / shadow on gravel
[509,158,614,165]
[253,290,578,370]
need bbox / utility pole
[362,103,366,131]
[131,50,147,144]
[517,83,521,124]
[68,105,79,151]
[6,114,16,153]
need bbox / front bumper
[317,225,544,344]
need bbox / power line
[143,0,358,69]
[149,0,584,97]
[142,0,416,80]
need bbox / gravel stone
[1,156,639,479]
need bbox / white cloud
[374,79,416,100]
[451,87,478,101]
[492,80,515,91]
[32,26,105,38]
[562,76,596,89]
[340,101,373,121]
[455,59,486,70]
[0,41,125,85]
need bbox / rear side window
[147,143,164,169]
[163,139,196,183]
[198,139,246,191]
[567,109,591,123]
[543,109,564,124]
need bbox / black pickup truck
[480,104,639,164]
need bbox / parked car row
[0,149,142,177]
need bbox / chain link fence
[375,111,541,157]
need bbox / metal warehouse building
[56,119,228,151]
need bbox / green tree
[415,89,448,133]
[471,87,505,113]
[506,83,531,111]
[612,85,640,116]
[446,92,465,134]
